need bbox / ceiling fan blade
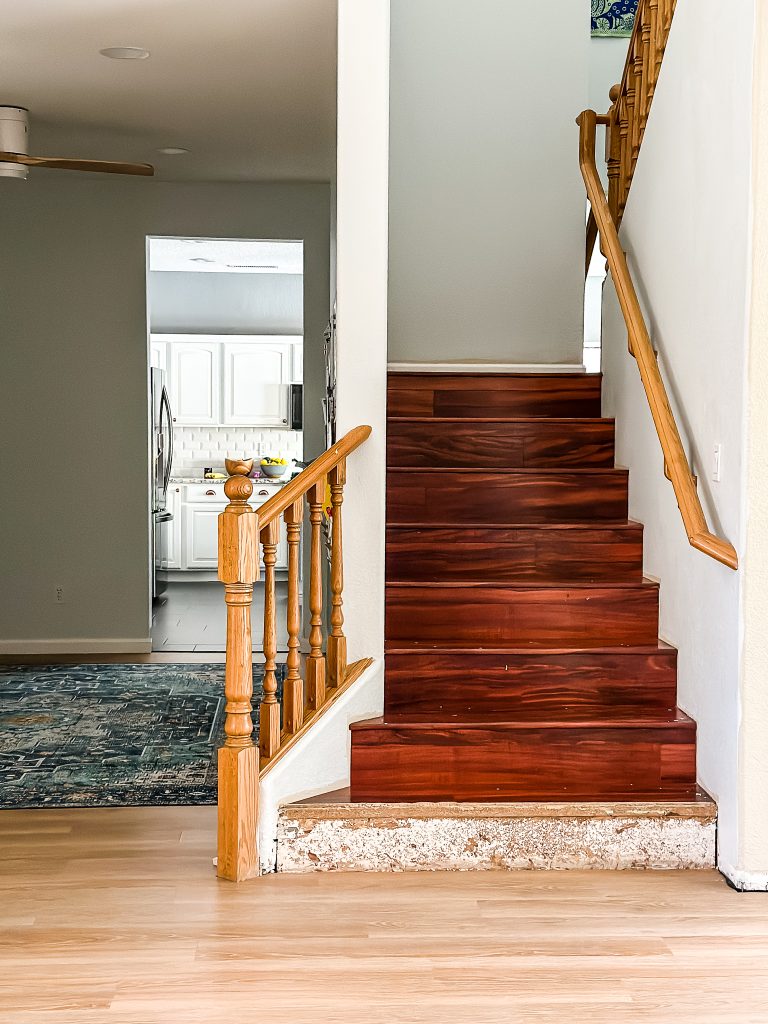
[0,151,154,176]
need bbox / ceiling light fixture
[99,46,150,60]
[157,147,189,155]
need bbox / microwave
[290,383,303,430]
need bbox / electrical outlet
[712,444,723,483]
[55,585,65,604]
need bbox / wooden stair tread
[388,371,602,379]
[387,579,659,590]
[390,466,625,475]
[352,710,694,731]
[387,416,615,423]
[385,641,676,654]
[287,786,716,819]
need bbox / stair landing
[276,789,716,873]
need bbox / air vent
[226,264,279,270]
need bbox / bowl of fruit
[260,456,289,479]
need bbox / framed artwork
[591,0,638,37]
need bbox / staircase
[349,371,699,803]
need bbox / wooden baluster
[633,19,647,130]
[627,64,640,169]
[639,2,652,127]
[305,480,327,711]
[259,519,281,759]
[646,0,659,106]
[283,500,304,734]
[606,84,622,226]
[326,459,347,688]
[217,459,259,882]
[618,95,631,215]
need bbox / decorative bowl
[260,463,288,479]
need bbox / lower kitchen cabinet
[181,501,288,571]
[164,486,182,569]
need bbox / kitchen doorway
[147,236,304,652]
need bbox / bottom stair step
[349,713,697,802]
[276,789,716,872]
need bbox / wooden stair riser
[386,584,660,646]
[388,373,603,419]
[386,525,644,583]
[387,470,629,525]
[350,718,697,802]
[384,648,678,719]
[387,419,615,469]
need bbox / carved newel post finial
[217,456,259,882]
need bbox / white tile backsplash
[174,426,302,473]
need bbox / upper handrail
[256,424,372,529]
[577,109,737,570]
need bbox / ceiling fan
[0,106,154,179]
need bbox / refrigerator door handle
[160,385,174,497]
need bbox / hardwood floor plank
[1,807,766,1024]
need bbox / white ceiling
[0,0,337,182]
[149,237,304,273]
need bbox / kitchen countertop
[170,476,289,485]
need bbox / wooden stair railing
[216,425,372,880]
[576,109,737,570]
[585,0,677,277]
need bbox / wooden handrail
[256,425,371,529]
[215,425,373,881]
[577,109,737,571]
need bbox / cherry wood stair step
[387,417,615,469]
[388,372,603,419]
[349,712,697,802]
[386,581,659,647]
[384,643,678,719]
[386,523,644,583]
[387,468,629,525]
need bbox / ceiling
[0,0,337,182]
[149,237,304,273]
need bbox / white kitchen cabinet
[221,340,291,427]
[181,494,288,571]
[169,341,220,425]
[182,504,222,570]
[291,342,303,383]
[164,485,182,569]
[150,340,167,374]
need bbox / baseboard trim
[720,863,768,891]
[387,361,587,374]
[0,639,153,655]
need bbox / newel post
[217,458,259,882]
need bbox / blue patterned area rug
[0,663,283,809]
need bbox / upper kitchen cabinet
[168,340,221,425]
[152,334,299,428]
[221,338,294,426]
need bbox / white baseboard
[0,639,153,655]
[720,863,768,891]
[387,361,587,374]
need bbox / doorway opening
[147,236,304,653]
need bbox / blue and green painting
[592,0,638,37]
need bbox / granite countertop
[170,475,288,486]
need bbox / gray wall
[388,0,589,365]
[0,179,330,645]
[148,271,303,334]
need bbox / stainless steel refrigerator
[151,367,174,599]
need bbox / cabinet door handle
[206,489,216,496]
[258,489,269,496]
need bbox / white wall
[0,180,329,650]
[334,0,389,667]
[388,0,588,365]
[599,0,755,871]
[148,271,303,335]
[736,0,768,888]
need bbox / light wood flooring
[1,807,767,1022]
